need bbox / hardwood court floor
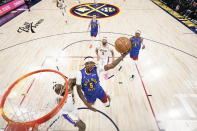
[0,0,197,131]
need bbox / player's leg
[130,56,138,79]
[27,1,30,12]
[89,31,97,48]
[62,94,86,131]
[75,120,86,131]
[47,110,63,129]
[76,0,81,4]
[61,8,64,16]
[62,113,86,131]
[84,94,96,104]
[25,1,29,11]
[130,49,139,79]
[103,57,110,80]
[97,88,110,107]
[64,8,68,23]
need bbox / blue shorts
[90,31,98,37]
[85,88,106,103]
[130,48,140,58]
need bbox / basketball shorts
[50,94,78,127]
[90,31,98,37]
[98,57,109,68]
[130,49,140,61]
[130,56,138,60]
[85,88,108,104]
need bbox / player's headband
[84,57,94,63]
[136,30,141,34]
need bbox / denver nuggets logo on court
[70,3,120,19]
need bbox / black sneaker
[130,75,135,80]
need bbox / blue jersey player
[76,52,129,111]
[88,15,100,37]
[130,30,145,60]
[88,15,100,48]
[129,30,145,79]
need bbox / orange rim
[0,69,68,126]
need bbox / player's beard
[102,42,107,46]
[86,67,94,73]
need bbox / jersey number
[90,83,94,89]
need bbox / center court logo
[70,3,120,19]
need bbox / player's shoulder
[96,44,101,49]
[75,70,82,80]
[107,44,112,49]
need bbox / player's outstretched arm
[141,38,145,49]
[95,48,100,61]
[98,22,101,33]
[104,51,129,71]
[76,85,96,111]
[68,78,76,90]
[87,22,91,32]
[111,50,115,61]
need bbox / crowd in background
[0,0,13,6]
[160,0,197,23]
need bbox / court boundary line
[0,31,196,59]
[150,0,197,34]
[135,63,161,131]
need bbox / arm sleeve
[76,71,82,85]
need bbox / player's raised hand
[121,49,130,58]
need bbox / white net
[2,70,67,130]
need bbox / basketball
[115,37,131,53]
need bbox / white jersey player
[96,37,114,68]
[58,0,67,23]
[57,0,62,7]
[49,79,85,131]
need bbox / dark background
[0,0,14,6]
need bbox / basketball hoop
[0,69,68,131]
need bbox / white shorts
[98,57,109,68]
[48,94,78,128]
[61,93,78,121]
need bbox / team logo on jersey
[70,3,120,19]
